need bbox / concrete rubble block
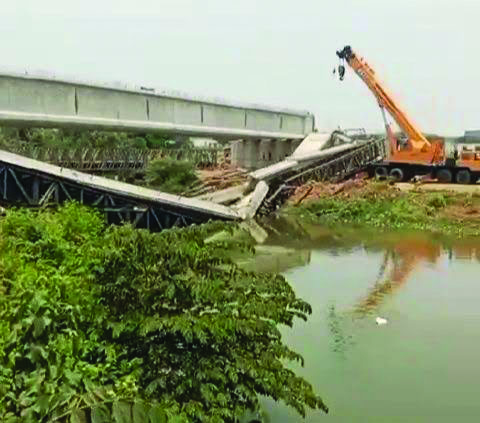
[239,219,269,244]
[290,132,332,159]
[236,180,269,220]
[292,143,356,163]
[195,184,247,205]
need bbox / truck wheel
[437,169,452,183]
[389,168,404,182]
[375,166,388,180]
[456,170,471,184]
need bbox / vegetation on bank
[0,127,176,150]
[286,182,480,237]
[0,127,213,194]
[144,159,199,194]
[0,204,327,422]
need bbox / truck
[336,45,480,184]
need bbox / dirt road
[396,182,480,194]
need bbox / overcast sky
[1,0,478,136]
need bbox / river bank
[284,179,480,238]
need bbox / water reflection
[245,216,480,421]
[353,238,442,317]
[327,305,355,356]
[243,215,480,320]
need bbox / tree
[0,204,327,422]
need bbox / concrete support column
[259,139,274,168]
[231,137,305,170]
[272,139,285,162]
[231,140,245,167]
[291,139,302,153]
[243,139,261,170]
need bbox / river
[242,217,480,422]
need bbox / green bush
[145,134,175,149]
[426,193,448,209]
[290,186,480,236]
[0,128,169,151]
[0,204,326,422]
[145,159,199,193]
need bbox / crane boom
[336,46,431,151]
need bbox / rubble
[289,173,369,204]
[182,166,248,197]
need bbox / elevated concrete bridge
[0,69,386,229]
[0,70,314,141]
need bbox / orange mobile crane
[336,45,480,184]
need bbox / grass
[285,182,480,238]
[144,158,199,194]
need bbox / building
[465,130,480,143]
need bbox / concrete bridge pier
[231,139,260,170]
[231,138,303,170]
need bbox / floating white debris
[375,317,388,325]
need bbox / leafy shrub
[0,128,170,151]
[145,134,176,149]
[145,159,199,193]
[427,193,447,209]
[292,184,480,236]
[0,204,326,422]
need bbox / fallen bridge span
[0,131,386,231]
[0,150,240,231]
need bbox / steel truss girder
[260,138,386,213]
[0,161,217,232]
[5,146,221,173]
[287,138,385,184]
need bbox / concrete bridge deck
[0,130,385,231]
[0,70,314,140]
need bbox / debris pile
[289,173,369,205]
[183,166,248,197]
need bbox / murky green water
[246,217,480,422]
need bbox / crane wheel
[437,169,453,183]
[456,170,471,184]
[375,166,388,180]
[389,168,404,182]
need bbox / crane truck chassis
[336,45,480,184]
[369,161,479,185]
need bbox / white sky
[1,0,478,136]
